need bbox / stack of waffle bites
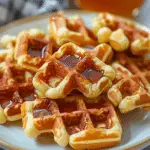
[0,12,150,149]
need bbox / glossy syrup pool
[57,101,77,113]
[23,94,35,101]
[28,45,47,57]
[33,109,51,118]
[59,55,81,68]
[82,45,95,50]
[1,100,14,109]
[82,69,103,83]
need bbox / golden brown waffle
[0,86,35,124]
[92,13,148,40]
[49,12,98,46]
[0,40,14,64]
[0,35,16,49]
[92,13,149,52]
[33,42,115,99]
[107,53,150,113]
[14,29,57,72]
[1,11,150,149]
[116,53,150,93]
[0,61,34,94]
[83,43,114,64]
[0,60,36,124]
[0,47,36,123]
[21,95,122,149]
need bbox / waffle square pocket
[14,29,57,72]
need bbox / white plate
[0,10,150,150]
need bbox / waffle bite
[92,13,149,52]
[33,42,115,99]
[107,53,150,113]
[21,95,122,149]
[14,28,57,72]
[49,12,98,46]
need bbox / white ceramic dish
[0,10,150,150]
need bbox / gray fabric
[0,0,68,26]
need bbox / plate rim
[0,10,150,150]
[0,10,97,33]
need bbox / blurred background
[0,0,150,27]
